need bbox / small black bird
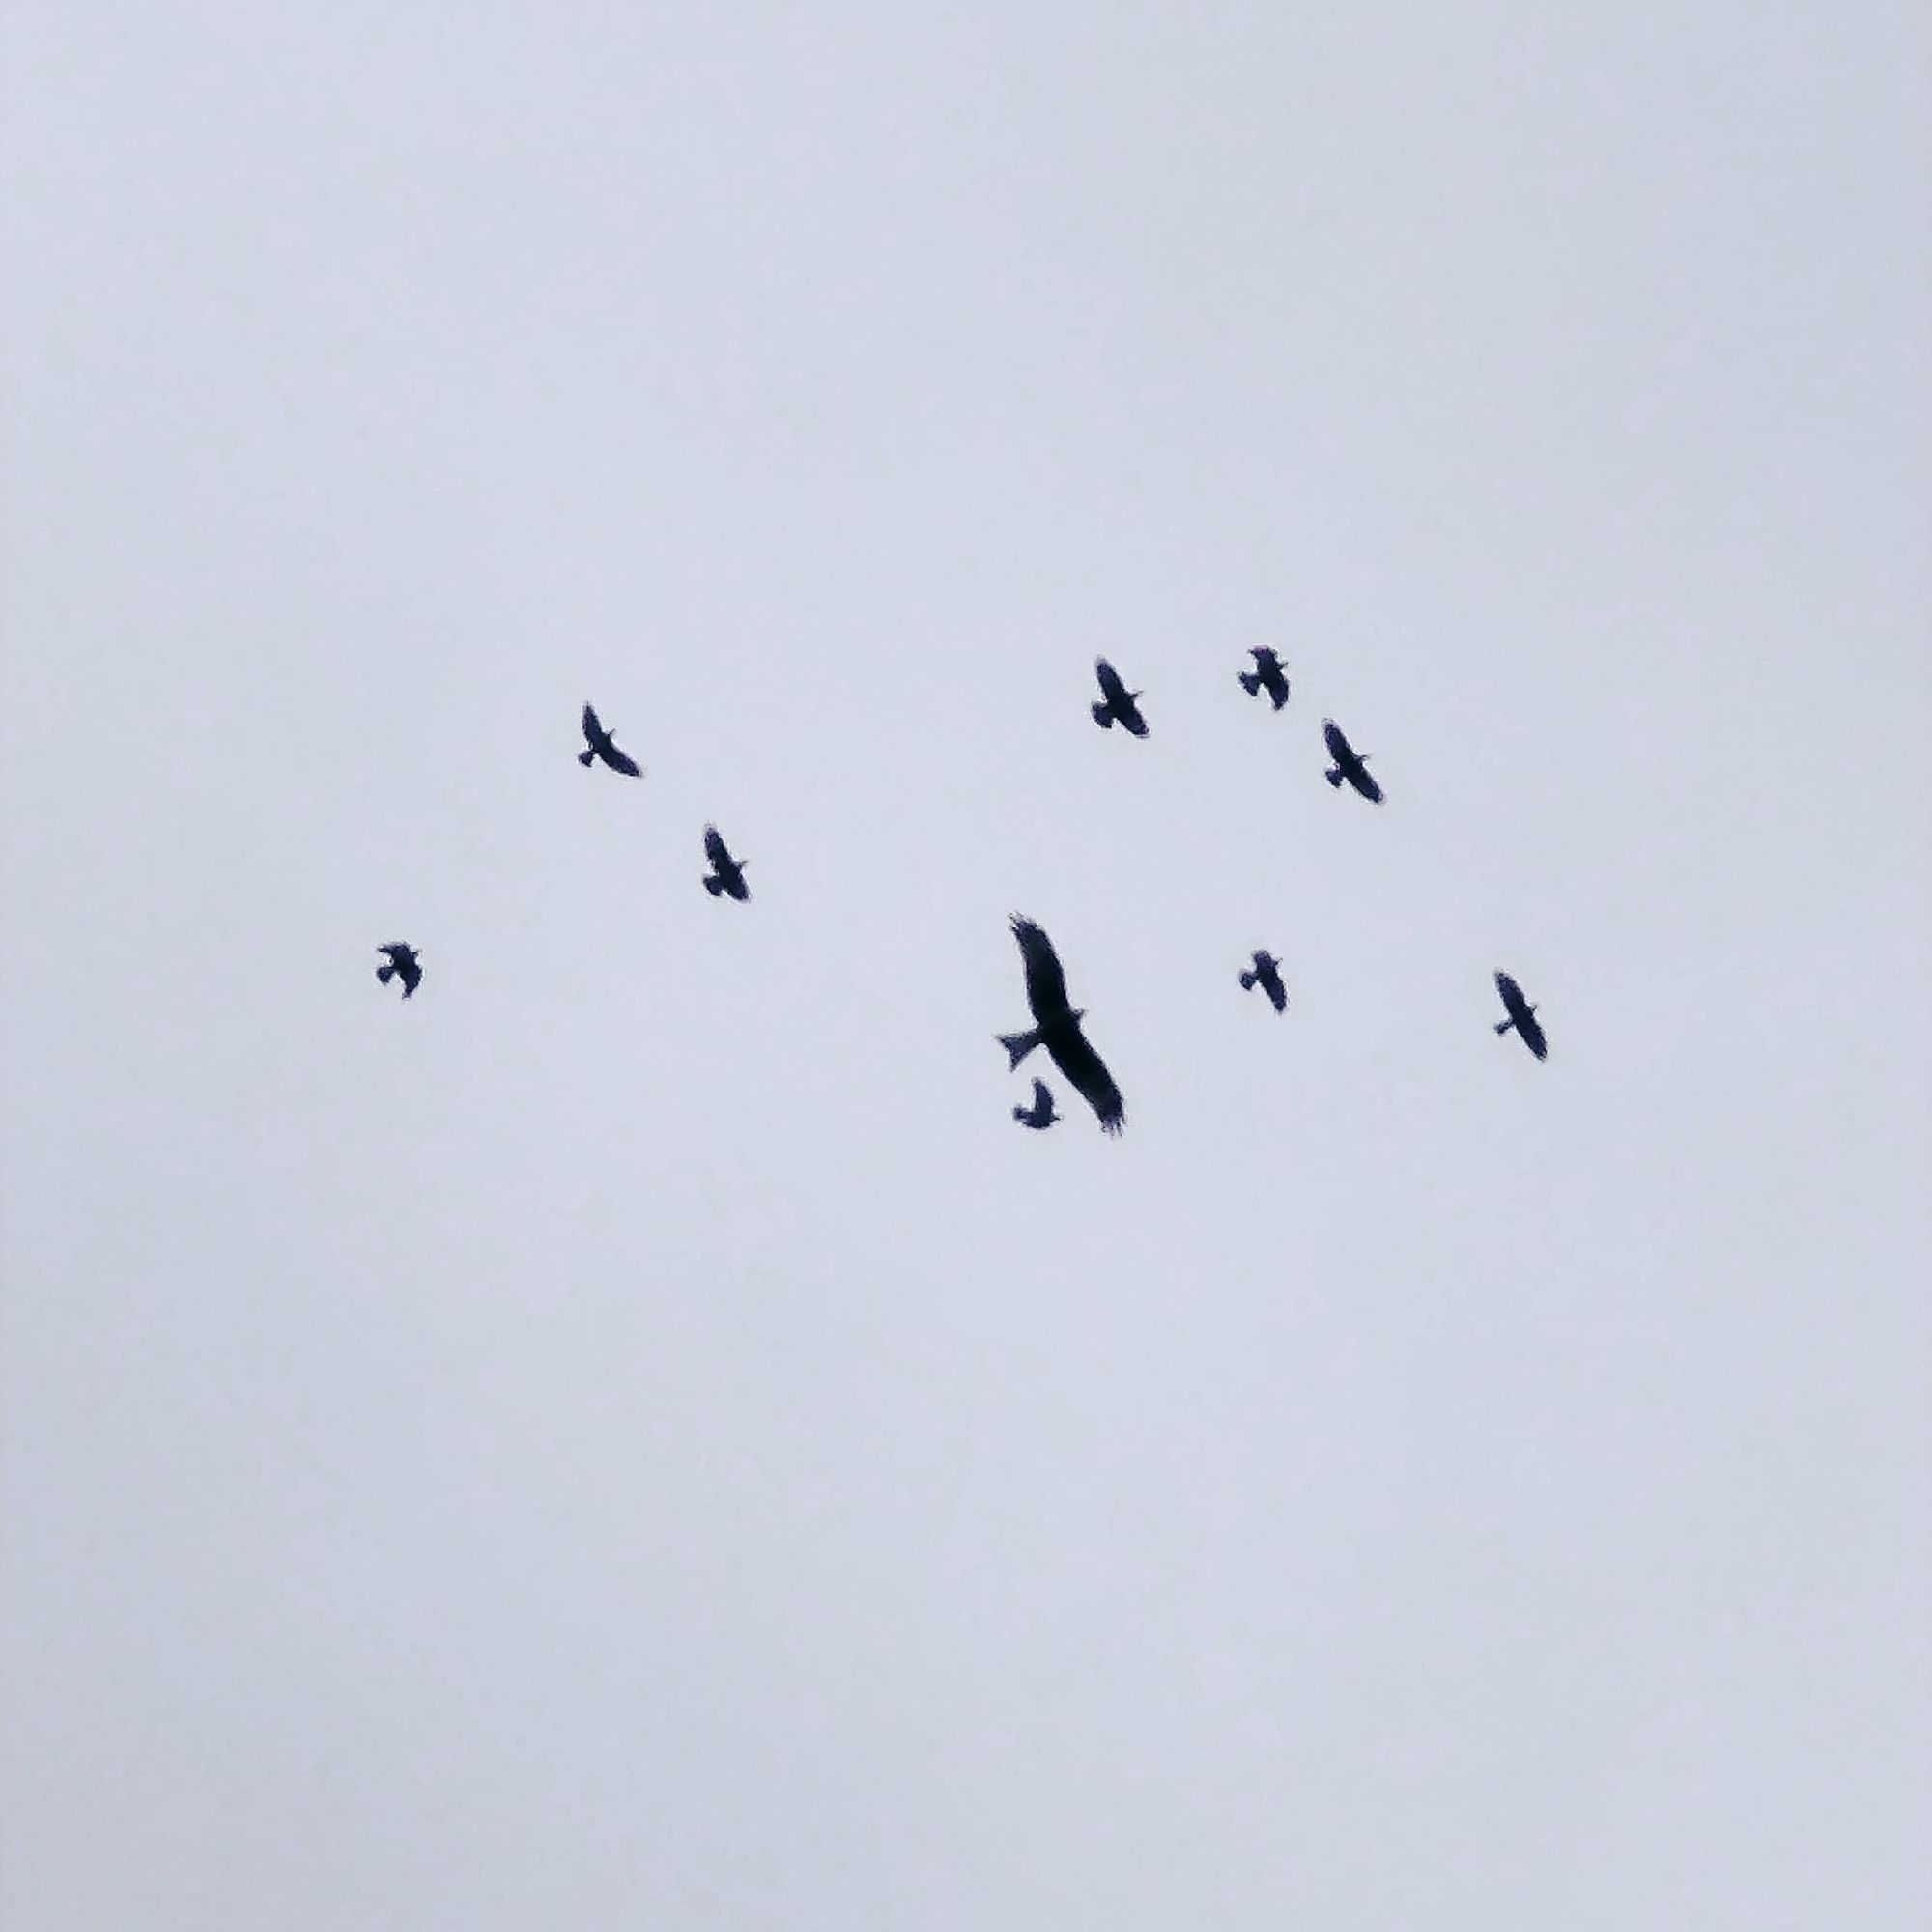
[578,702,643,777]
[1091,658,1149,738]
[375,943,422,999]
[1239,949,1288,1013]
[1322,718,1383,804]
[997,915,1126,1135]
[701,824,750,901]
[1493,971,1548,1060]
[1238,647,1291,710]
[1012,1078,1060,1130]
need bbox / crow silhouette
[578,702,642,777]
[1012,1078,1059,1130]
[1238,647,1291,711]
[1091,658,1149,737]
[996,915,1125,1135]
[1239,949,1288,1012]
[1493,971,1548,1060]
[1322,718,1383,804]
[701,824,750,901]
[375,943,422,999]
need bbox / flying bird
[1090,658,1149,738]
[1239,949,1288,1013]
[1238,647,1291,710]
[375,943,422,999]
[701,824,750,900]
[578,702,643,777]
[1492,971,1548,1060]
[996,915,1126,1135]
[1012,1078,1060,1130]
[1322,718,1383,804]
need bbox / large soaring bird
[997,915,1126,1135]
[1090,658,1149,738]
[375,943,422,999]
[701,824,750,900]
[1321,718,1383,804]
[1239,949,1288,1012]
[1012,1078,1059,1130]
[1492,971,1548,1060]
[578,702,643,777]
[1238,647,1291,711]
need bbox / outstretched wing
[602,740,641,777]
[1094,657,1128,706]
[1049,1024,1125,1135]
[1009,915,1070,1022]
[704,824,731,867]
[1495,971,1523,1012]
[396,954,422,994]
[582,701,603,742]
[1031,1077,1052,1113]
[1321,717,1350,763]
[1518,1010,1548,1060]
[1353,767,1384,804]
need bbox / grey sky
[3,2,1928,1925]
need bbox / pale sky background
[3,3,1928,1926]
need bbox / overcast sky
[3,2,1928,1926]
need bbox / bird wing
[1495,971,1523,1009]
[1031,1078,1052,1112]
[1094,658,1127,706]
[1519,1011,1548,1059]
[1009,915,1070,1020]
[1354,768,1384,804]
[602,741,642,777]
[582,701,603,741]
[1322,718,1350,761]
[396,954,422,993]
[1049,1024,1125,1135]
[703,824,731,867]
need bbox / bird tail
[1012,1104,1028,1122]
[1239,970,1257,989]
[577,748,596,767]
[1324,767,1345,788]
[1238,671,1261,696]
[998,1028,1041,1070]
[376,962,394,983]
[1091,701,1113,728]
[1494,1017,1515,1036]
[704,875,724,896]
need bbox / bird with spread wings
[996,915,1125,1135]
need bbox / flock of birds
[375,654,1549,1136]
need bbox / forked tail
[998,1028,1041,1069]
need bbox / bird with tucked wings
[375,943,422,999]
[996,915,1125,1135]
[1012,1078,1059,1130]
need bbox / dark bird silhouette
[578,702,643,777]
[701,824,750,900]
[375,943,422,999]
[1239,949,1288,1012]
[1090,658,1149,738]
[996,915,1126,1135]
[1012,1078,1060,1130]
[1322,718,1383,804]
[1238,647,1291,711]
[1493,971,1548,1060]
